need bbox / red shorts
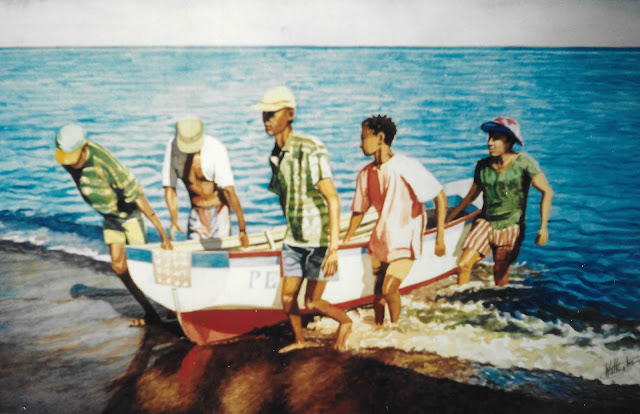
[462,218,522,262]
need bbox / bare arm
[433,189,447,256]
[222,186,249,248]
[445,183,482,223]
[531,173,553,246]
[136,194,172,250]
[343,212,365,244]
[164,186,183,241]
[317,178,340,277]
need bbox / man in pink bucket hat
[447,117,554,287]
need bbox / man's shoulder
[87,142,132,177]
[389,153,429,174]
[164,137,178,157]
[516,152,537,163]
[514,152,541,173]
[88,142,118,164]
[203,134,224,144]
[290,132,326,151]
[88,141,109,154]
[392,153,420,167]
[202,135,228,151]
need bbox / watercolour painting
[1,1,640,412]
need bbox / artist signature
[600,356,640,380]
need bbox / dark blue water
[1,47,639,384]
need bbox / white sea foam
[308,295,640,385]
[2,229,53,246]
[0,228,108,262]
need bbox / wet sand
[1,243,638,413]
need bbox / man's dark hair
[362,115,397,146]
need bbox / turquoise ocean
[1,47,639,409]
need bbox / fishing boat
[126,179,481,345]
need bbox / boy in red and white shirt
[344,115,448,326]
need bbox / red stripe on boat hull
[179,309,289,344]
[177,267,460,345]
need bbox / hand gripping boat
[126,179,482,345]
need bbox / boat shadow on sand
[100,327,581,414]
[94,314,637,414]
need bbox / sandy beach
[1,243,638,413]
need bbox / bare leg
[279,276,306,353]
[109,243,160,325]
[457,249,480,285]
[334,323,353,351]
[373,295,386,326]
[493,247,512,287]
[373,266,386,325]
[305,280,352,351]
[381,276,402,324]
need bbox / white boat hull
[126,179,481,344]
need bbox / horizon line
[2,45,639,50]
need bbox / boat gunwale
[327,208,481,252]
[126,177,481,260]
[126,208,480,260]
[215,209,481,259]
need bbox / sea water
[1,47,639,387]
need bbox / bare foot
[129,318,147,328]
[334,322,352,351]
[278,342,309,354]
[129,314,161,328]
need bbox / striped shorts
[462,218,521,260]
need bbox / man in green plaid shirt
[255,86,352,353]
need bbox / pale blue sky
[1,0,639,47]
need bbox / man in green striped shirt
[255,86,352,352]
[55,123,172,327]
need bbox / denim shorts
[281,244,329,280]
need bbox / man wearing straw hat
[55,122,172,327]
[162,118,249,247]
[254,86,352,352]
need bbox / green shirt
[474,152,541,229]
[65,142,143,220]
[268,132,332,247]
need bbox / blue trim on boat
[126,247,152,263]
[192,252,230,268]
[125,247,231,268]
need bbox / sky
[0,0,639,47]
